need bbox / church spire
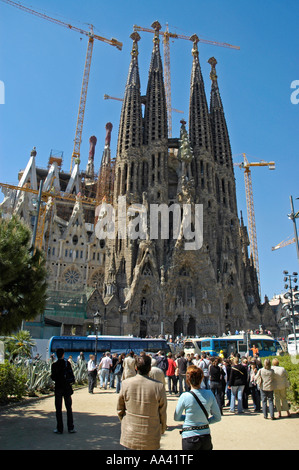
[208,57,232,167]
[189,35,212,153]
[143,21,168,144]
[116,31,143,157]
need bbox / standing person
[255,359,276,420]
[241,358,250,410]
[87,354,97,394]
[176,351,188,395]
[50,348,76,434]
[166,352,177,395]
[222,359,231,406]
[99,352,112,390]
[192,354,201,367]
[228,357,247,414]
[272,358,291,418]
[117,355,167,450]
[174,366,221,451]
[250,344,259,357]
[248,360,261,412]
[155,351,168,375]
[110,353,119,389]
[122,351,136,381]
[208,357,225,414]
[149,358,166,388]
[114,353,125,393]
[199,353,210,389]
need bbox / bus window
[72,340,93,352]
[96,341,111,352]
[51,339,72,352]
[226,341,238,355]
[263,340,276,352]
[201,340,211,350]
[184,341,195,349]
[250,340,263,351]
[111,340,130,351]
[144,341,163,353]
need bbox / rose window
[64,268,80,285]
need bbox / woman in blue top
[174,365,222,450]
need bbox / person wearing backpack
[155,351,168,375]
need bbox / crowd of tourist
[84,347,291,421]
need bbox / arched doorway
[187,316,196,336]
[139,320,147,338]
[174,315,184,337]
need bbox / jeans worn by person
[100,368,110,389]
[260,389,274,419]
[210,381,223,414]
[230,385,245,413]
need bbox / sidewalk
[1,385,299,450]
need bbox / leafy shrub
[0,360,27,404]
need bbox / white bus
[287,333,299,355]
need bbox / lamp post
[283,271,298,353]
[288,196,299,264]
[93,311,101,364]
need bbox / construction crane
[272,196,299,264]
[1,0,122,172]
[272,236,295,251]
[133,22,240,138]
[234,154,275,296]
[0,181,97,252]
[103,94,184,114]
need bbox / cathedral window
[142,263,152,276]
[64,268,80,285]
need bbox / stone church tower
[101,22,261,337]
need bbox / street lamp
[93,311,101,364]
[283,271,298,354]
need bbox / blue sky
[0,0,298,300]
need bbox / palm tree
[5,330,36,359]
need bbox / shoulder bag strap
[188,391,209,422]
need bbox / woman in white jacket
[255,359,276,420]
[272,358,291,418]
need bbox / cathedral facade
[1,22,276,338]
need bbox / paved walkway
[1,385,298,450]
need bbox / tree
[0,214,47,334]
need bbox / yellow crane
[133,22,240,138]
[234,154,275,295]
[1,0,122,172]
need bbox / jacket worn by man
[117,374,167,450]
[51,358,75,395]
